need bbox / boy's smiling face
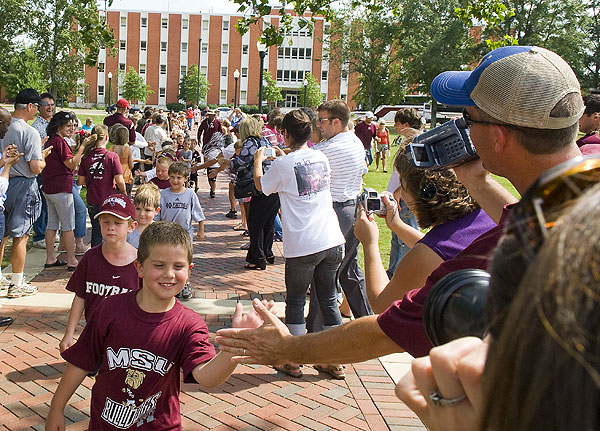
[169,173,187,193]
[156,162,170,180]
[135,244,193,304]
[135,204,159,227]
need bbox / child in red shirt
[47,222,271,430]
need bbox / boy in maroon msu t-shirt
[46,222,273,430]
[59,194,139,353]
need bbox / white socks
[11,272,23,287]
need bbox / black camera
[360,188,394,215]
[406,118,478,170]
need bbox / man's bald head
[0,107,11,139]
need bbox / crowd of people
[0,44,599,430]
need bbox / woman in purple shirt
[354,145,496,313]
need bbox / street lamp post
[197,38,201,106]
[233,69,240,108]
[303,78,308,107]
[257,41,266,114]
[107,71,112,108]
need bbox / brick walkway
[0,178,424,430]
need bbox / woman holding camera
[354,146,496,313]
[253,110,346,379]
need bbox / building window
[120,17,126,26]
[240,90,247,101]
[220,89,227,99]
[276,70,282,81]
[161,42,167,52]
[160,65,166,75]
[292,48,298,59]
[284,47,291,58]
[180,65,187,76]
[341,70,348,80]
[159,87,166,97]
[298,70,304,81]
[141,17,147,27]
[201,66,207,76]
[299,48,305,59]
[98,85,104,96]
[202,20,209,30]
[201,43,208,54]
[241,67,248,78]
[322,53,328,61]
[120,40,126,50]
[291,70,297,81]
[242,45,249,55]
[119,63,125,71]
[221,67,227,77]
[222,44,228,54]
[341,94,347,101]
[98,62,104,72]
[161,18,168,29]
[278,47,284,58]
[321,70,328,81]
[306,48,312,59]
[140,41,147,51]
[223,20,229,31]
[182,18,188,30]
[140,64,146,74]
[181,42,187,52]
[284,70,290,81]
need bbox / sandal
[232,223,245,231]
[314,364,346,380]
[274,363,303,378]
[44,259,67,269]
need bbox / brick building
[79,8,359,109]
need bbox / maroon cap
[94,194,135,220]
[116,99,130,108]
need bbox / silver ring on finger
[429,391,467,406]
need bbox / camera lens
[423,269,490,346]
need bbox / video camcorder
[406,118,478,170]
[360,188,394,216]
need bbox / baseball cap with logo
[15,88,42,105]
[94,194,135,220]
[116,99,130,109]
[430,46,584,130]
[365,111,375,119]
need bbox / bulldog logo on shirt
[125,368,146,390]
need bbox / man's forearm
[463,174,517,224]
[363,243,391,312]
[281,315,401,364]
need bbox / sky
[102,0,256,14]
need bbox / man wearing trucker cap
[215,46,591,365]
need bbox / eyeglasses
[316,117,337,124]
[462,108,509,128]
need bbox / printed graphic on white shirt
[294,161,329,197]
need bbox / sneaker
[32,239,46,249]
[7,282,38,298]
[188,181,195,190]
[180,283,193,299]
[225,210,237,219]
[209,191,216,198]
[240,242,250,250]
[0,276,11,288]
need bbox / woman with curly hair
[354,145,496,313]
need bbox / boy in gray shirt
[159,161,205,244]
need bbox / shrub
[166,102,185,111]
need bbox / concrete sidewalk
[0,178,424,430]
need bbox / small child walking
[126,183,161,248]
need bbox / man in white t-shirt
[312,100,373,320]
[143,114,167,158]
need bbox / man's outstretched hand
[216,298,292,365]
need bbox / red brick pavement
[0,179,423,430]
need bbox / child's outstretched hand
[231,299,277,329]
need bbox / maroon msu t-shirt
[62,291,216,430]
[66,246,140,320]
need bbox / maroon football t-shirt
[66,245,140,320]
[41,135,74,194]
[62,291,216,430]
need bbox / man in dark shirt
[196,109,221,146]
[103,99,136,144]
[577,94,600,147]
[353,111,376,165]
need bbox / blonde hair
[134,183,160,209]
[239,117,263,142]
[82,125,108,158]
